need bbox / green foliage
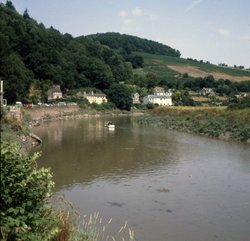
[133,103,147,110]
[172,90,195,106]
[146,103,157,109]
[0,142,57,240]
[146,73,158,89]
[138,52,250,89]
[0,3,134,103]
[121,53,144,68]
[84,58,114,89]
[228,95,250,109]
[107,84,133,110]
[87,32,181,57]
[140,107,250,142]
[90,102,115,111]
[1,1,249,107]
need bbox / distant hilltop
[86,32,181,57]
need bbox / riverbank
[138,106,250,143]
[23,106,144,127]
[2,106,144,151]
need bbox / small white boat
[105,121,115,129]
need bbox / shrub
[133,103,146,110]
[90,102,115,111]
[0,142,57,240]
[146,103,157,109]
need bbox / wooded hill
[1,1,249,106]
[0,2,133,103]
[86,32,181,57]
[0,1,181,104]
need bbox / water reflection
[35,117,177,188]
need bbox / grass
[139,106,250,142]
[135,52,250,81]
[52,195,136,241]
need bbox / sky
[2,0,250,67]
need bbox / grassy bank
[139,106,250,142]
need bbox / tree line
[0,2,134,104]
[87,32,181,57]
[0,1,183,106]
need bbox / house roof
[146,95,171,99]
[85,93,107,97]
[48,86,61,93]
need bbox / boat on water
[105,121,115,129]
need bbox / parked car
[58,102,66,106]
[15,101,23,107]
[23,104,33,108]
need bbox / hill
[1,1,249,107]
[0,2,133,103]
[136,52,250,82]
[86,32,181,57]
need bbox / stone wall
[23,105,79,121]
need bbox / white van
[15,101,23,107]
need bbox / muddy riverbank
[23,106,144,126]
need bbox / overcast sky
[3,0,250,67]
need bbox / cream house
[47,85,63,100]
[84,91,107,104]
[132,92,140,104]
[143,89,172,106]
[200,88,215,96]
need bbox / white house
[143,89,172,106]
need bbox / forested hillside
[0,2,133,103]
[1,1,249,108]
[87,32,181,57]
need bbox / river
[33,116,250,241]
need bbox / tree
[85,58,114,90]
[146,73,158,89]
[27,81,42,104]
[107,84,133,110]
[1,53,33,103]
[23,9,30,19]
[6,0,15,10]
[87,32,181,57]
[107,55,133,83]
[172,90,195,106]
[172,90,182,103]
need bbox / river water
[34,116,250,241]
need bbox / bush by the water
[0,142,57,240]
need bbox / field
[135,52,250,82]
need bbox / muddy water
[34,117,250,241]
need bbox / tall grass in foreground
[53,196,135,241]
